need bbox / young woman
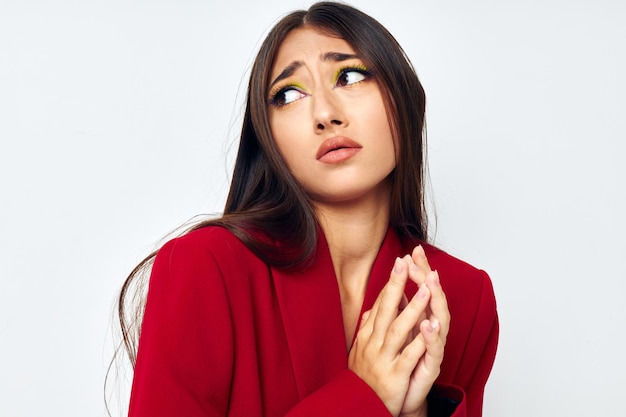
[118,2,498,417]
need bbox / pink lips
[316,137,362,164]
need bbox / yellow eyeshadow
[269,82,306,99]
[334,64,369,81]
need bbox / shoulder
[421,243,487,281]
[418,241,496,312]
[153,226,264,279]
[160,225,248,255]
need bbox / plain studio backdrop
[1,0,624,416]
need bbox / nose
[312,90,347,133]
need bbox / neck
[314,185,391,350]
[314,186,391,289]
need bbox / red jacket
[129,226,498,417]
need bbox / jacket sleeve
[128,237,235,417]
[284,370,393,416]
[128,236,392,417]
[429,271,499,417]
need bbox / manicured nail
[430,318,440,332]
[394,257,405,274]
[425,322,434,333]
[417,285,427,299]
[415,245,425,259]
[432,270,440,286]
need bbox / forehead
[270,27,357,75]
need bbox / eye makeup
[267,62,375,108]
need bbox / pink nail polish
[394,257,405,274]
[417,285,427,299]
[431,318,440,331]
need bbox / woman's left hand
[399,246,451,417]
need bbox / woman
[119,2,498,417]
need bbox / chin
[309,184,391,207]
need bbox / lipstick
[316,137,362,164]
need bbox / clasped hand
[348,246,450,417]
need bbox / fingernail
[432,270,440,286]
[394,257,405,274]
[415,245,425,259]
[430,318,440,331]
[417,285,427,299]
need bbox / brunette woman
[119,2,498,416]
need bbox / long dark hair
[115,0,428,369]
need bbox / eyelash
[268,65,374,108]
[335,65,372,87]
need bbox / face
[267,27,396,207]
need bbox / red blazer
[129,226,498,417]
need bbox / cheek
[269,118,304,173]
[269,108,299,142]
[368,104,397,163]
[370,90,399,161]
[269,114,289,155]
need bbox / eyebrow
[269,52,361,89]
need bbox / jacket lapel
[271,228,415,399]
[271,234,346,398]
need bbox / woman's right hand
[348,255,432,417]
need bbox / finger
[398,293,408,313]
[399,293,423,348]
[418,318,444,379]
[407,254,433,318]
[369,256,407,317]
[397,323,428,371]
[407,246,431,287]
[426,270,450,341]
[359,268,390,335]
[371,256,411,340]
[382,283,430,354]
[406,262,428,323]
[359,310,371,330]
[411,245,432,272]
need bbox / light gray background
[1,0,624,416]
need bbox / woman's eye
[271,87,307,107]
[336,69,368,87]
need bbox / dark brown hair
[116,0,428,369]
